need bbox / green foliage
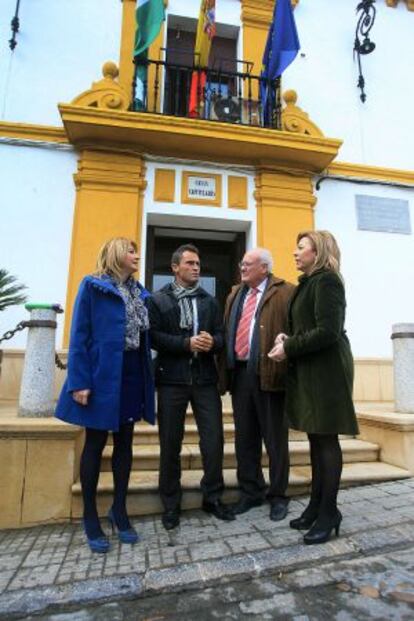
[0,269,28,312]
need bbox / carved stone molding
[386,0,414,10]
[71,62,131,111]
[281,90,324,137]
[241,0,299,29]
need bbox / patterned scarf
[171,281,200,330]
[116,277,150,350]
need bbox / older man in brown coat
[219,248,295,521]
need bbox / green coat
[284,269,359,435]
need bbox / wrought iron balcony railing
[132,59,281,130]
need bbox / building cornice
[327,161,414,187]
[58,103,341,174]
[0,121,67,144]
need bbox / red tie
[235,288,259,359]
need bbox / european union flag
[261,0,300,125]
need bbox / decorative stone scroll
[71,61,131,111]
[386,0,414,9]
[281,90,324,137]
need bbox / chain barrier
[0,320,27,344]
[0,321,67,370]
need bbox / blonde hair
[95,237,137,281]
[297,230,341,275]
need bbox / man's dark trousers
[158,376,225,512]
[231,362,289,503]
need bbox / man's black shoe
[162,509,180,531]
[232,497,263,515]
[269,501,289,522]
[202,499,235,521]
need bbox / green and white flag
[134,0,165,58]
[134,0,165,110]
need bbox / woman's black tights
[306,433,343,520]
[80,423,134,539]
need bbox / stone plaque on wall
[181,171,222,206]
[355,194,411,234]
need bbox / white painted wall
[0,0,122,125]
[315,178,414,358]
[284,0,414,169]
[0,143,76,348]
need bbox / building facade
[1,0,413,361]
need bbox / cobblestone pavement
[1,479,414,620]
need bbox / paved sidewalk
[1,479,414,620]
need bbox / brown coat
[218,274,296,393]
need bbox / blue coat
[55,275,155,431]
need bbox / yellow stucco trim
[255,168,315,283]
[63,149,147,345]
[0,121,68,144]
[386,0,414,11]
[228,176,248,209]
[119,0,137,94]
[327,162,414,186]
[154,168,175,202]
[71,62,130,111]
[59,104,342,173]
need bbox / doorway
[145,226,246,312]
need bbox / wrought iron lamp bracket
[9,0,21,51]
[353,0,377,102]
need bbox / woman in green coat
[269,230,358,545]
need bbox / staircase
[71,398,411,518]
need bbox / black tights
[80,423,134,538]
[305,433,343,521]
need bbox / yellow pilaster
[63,149,146,345]
[240,1,298,95]
[240,0,273,96]
[255,168,315,283]
[119,0,137,94]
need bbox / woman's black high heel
[303,510,342,545]
[289,504,319,530]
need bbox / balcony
[59,60,342,173]
[132,58,281,130]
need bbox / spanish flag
[194,0,216,67]
[189,0,216,118]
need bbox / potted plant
[0,269,28,376]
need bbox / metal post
[391,323,414,414]
[18,303,63,417]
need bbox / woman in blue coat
[56,237,155,553]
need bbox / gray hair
[252,247,273,273]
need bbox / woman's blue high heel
[82,520,110,553]
[108,508,140,544]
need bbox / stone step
[100,439,380,472]
[71,461,411,518]
[109,423,236,446]
[107,421,344,446]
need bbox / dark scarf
[171,281,200,330]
